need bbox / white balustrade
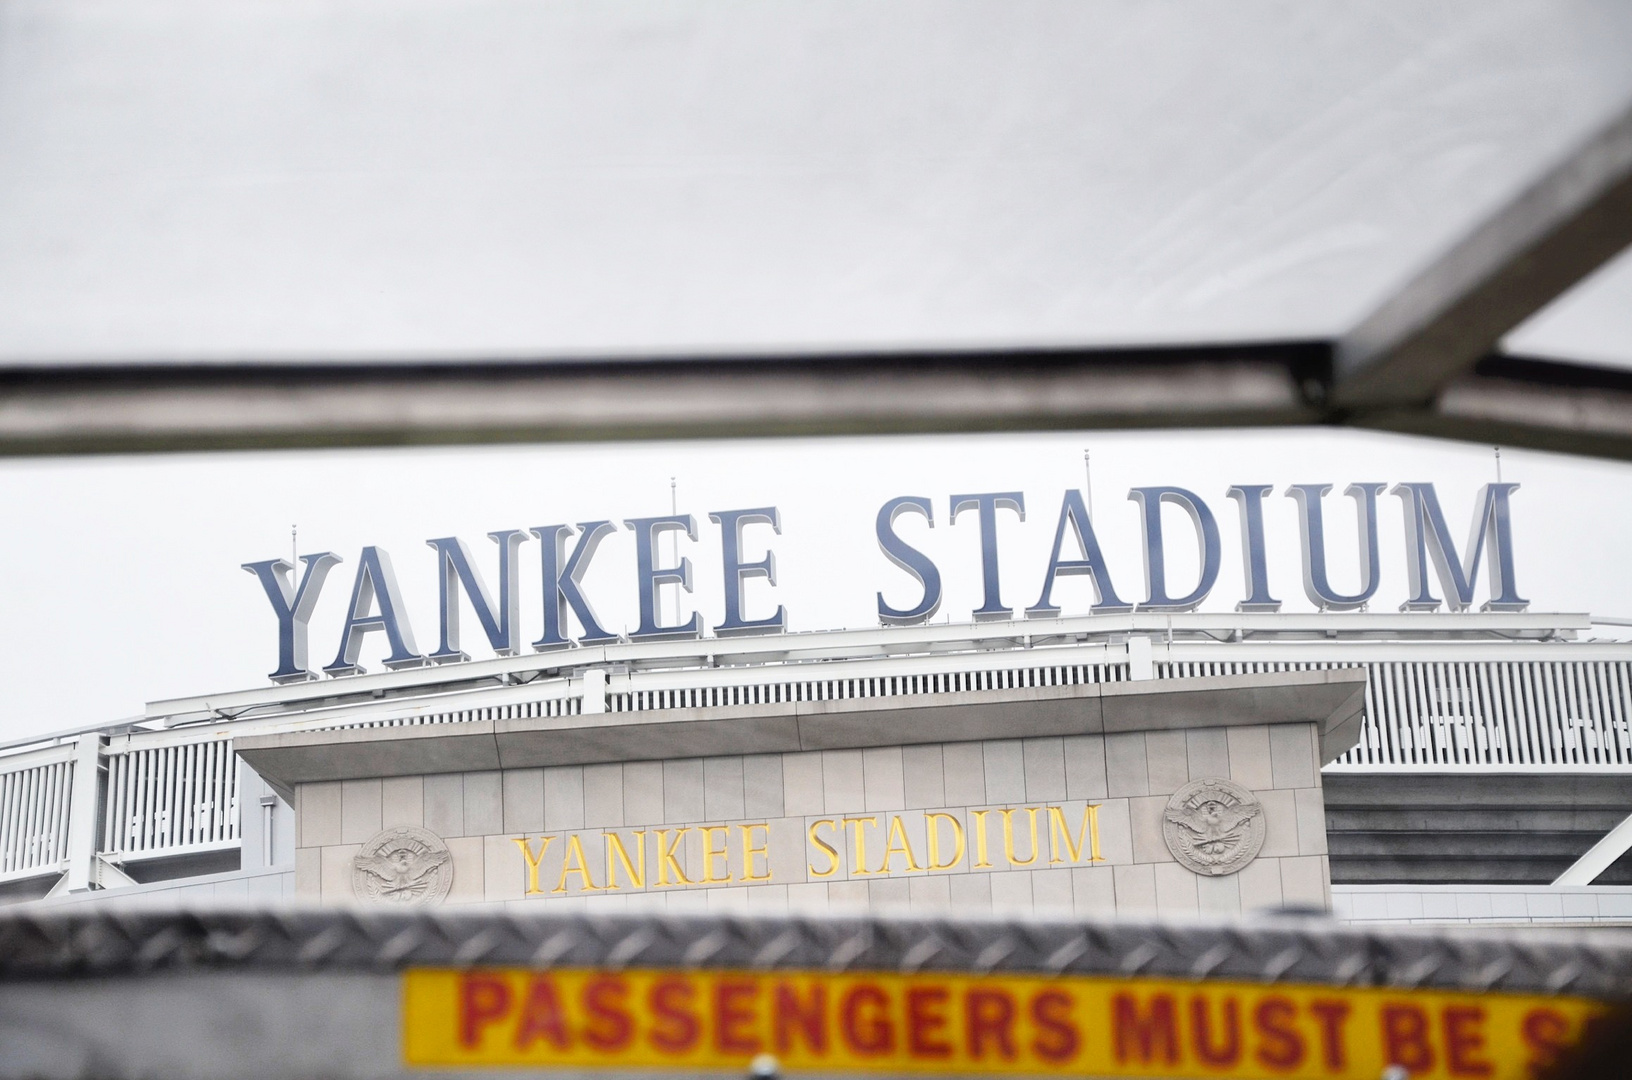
[0,745,74,881]
[101,739,238,857]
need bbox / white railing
[608,653,1632,771]
[101,739,238,858]
[321,692,579,729]
[611,659,1128,712]
[1343,659,1632,769]
[1159,657,1632,769]
[0,744,74,881]
[141,611,1585,727]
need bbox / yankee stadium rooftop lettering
[242,482,1526,685]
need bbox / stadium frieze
[506,802,1109,897]
[290,724,1336,914]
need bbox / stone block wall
[294,722,1330,917]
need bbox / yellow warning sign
[403,966,1607,1078]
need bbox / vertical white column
[261,796,277,866]
[61,735,105,892]
[581,668,608,714]
[237,758,295,870]
[1126,636,1154,681]
[238,758,266,868]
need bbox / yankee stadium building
[2,479,1629,927]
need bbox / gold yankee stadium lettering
[513,804,1102,896]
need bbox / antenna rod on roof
[1495,446,1503,484]
[1083,450,1094,519]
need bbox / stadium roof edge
[130,611,1589,726]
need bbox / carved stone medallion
[352,825,454,905]
[1162,777,1266,877]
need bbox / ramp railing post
[60,735,105,893]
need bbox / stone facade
[293,722,1330,917]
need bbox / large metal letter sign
[1225,485,1280,613]
[1287,483,1386,611]
[1028,490,1131,617]
[1394,482,1528,612]
[950,492,1026,621]
[241,552,342,683]
[531,522,620,649]
[876,496,942,625]
[238,480,1533,681]
[709,507,786,636]
[425,531,526,663]
[1127,486,1220,612]
[626,514,702,641]
[324,547,425,676]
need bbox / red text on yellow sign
[403,967,1607,1078]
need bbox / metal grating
[1345,660,1632,768]
[1,906,1628,997]
[610,663,1128,712]
[1161,659,1632,769]
[326,695,579,730]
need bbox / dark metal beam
[1334,104,1632,408]
[1353,353,1632,462]
[0,345,1324,456]
[8,346,1632,463]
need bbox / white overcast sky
[2,426,1630,743]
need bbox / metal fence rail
[610,655,1632,769]
[1345,660,1632,768]
[0,746,73,883]
[319,693,580,729]
[1164,659,1632,769]
[101,739,238,858]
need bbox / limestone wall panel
[291,723,1332,917]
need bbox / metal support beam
[0,347,1320,456]
[14,347,1632,461]
[1355,354,1632,463]
[92,857,138,891]
[1335,104,1632,408]
[16,347,1632,461]
[1553,809,1632,886]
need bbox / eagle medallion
[352,825,454,905]
[1161,777,1266,876]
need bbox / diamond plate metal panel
[0,905,1627,999]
